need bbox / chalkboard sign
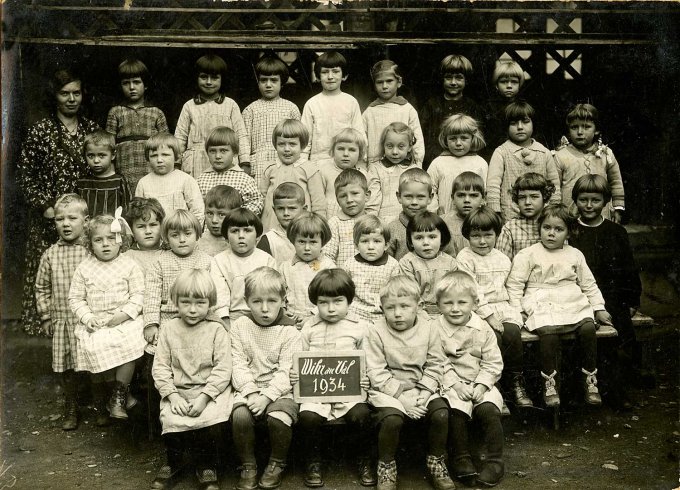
[293,350,366,403]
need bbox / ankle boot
[582,368,602,405]
[426,454,456,490]
[108,381,130,420]
[510,372,533,407]
[541,370,560,407]
[376,460,397,490]
[61,371,79,431]
[91,382,111,427]
[258,460,286,490]
[235,463,257,490]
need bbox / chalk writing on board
[293,351,366,403]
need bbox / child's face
[90,225,121,262]
[293,234,323,262]
[121,77,145,103]
[276,136,302,165]
[438,289,477,327]
[197,72,221,98]
[177,296,210,326]
[131,213,161,250]
[336,183,368,217]
[575,192,606,225]
[246,291,284,326]
[205,206,230,237]
[148,145,176,175]
[516,190,544,219]
[411,229,441,260]
[373,72,402,101]
[319,66,345,93]
[496,75,521,99]
[453,188,484,217]
[167,228,198,257]
[443,73,466,99]
[258,74,282,100]
[54,204,88,243]
[207,145,236,172]
[540,216,569,250]
[273,198,305,230]
[446,133,473,157]
[333,141,361,170]
[397,181,433,219]
[317,295,349,324]
[383,131,411,165]
[85,144,115,177]
[357,231,387,262]
[469,229,497,256]
[381,294,419,332]
[508,117,533,146]
[226,225,258,257]
[568,118,597,150]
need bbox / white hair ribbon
[111,206,131,244]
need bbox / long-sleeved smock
[317,158,381,217]
[399,252,459,317]
[279,255,336,321]
[135,169,205,225]
[195,166,264,215]
[427,153,488,215]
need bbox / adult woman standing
[17,68,99,335]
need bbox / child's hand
[246,394,271,417]
[107,311,131,328]
[360,375,370,391]
[168,393,191,416]
[398,389,420,412]
[86,318,105,333]
[485,314,504,333]
[188,394,210,417]
[455,382,474,401]
[289,369,299,385]
[595,310,613,327]
[472,384,488,404]
[144,324,159,344]
[612,209,623,224]
[41,320,53,336]
[43,207,55,219]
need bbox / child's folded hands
[168,393,191,416]
[454,382,474,401]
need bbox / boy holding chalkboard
[291,269,375,488]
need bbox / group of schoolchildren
[34,50,641,490]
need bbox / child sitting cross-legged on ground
[257,182,306,266]
[196,185,243,257]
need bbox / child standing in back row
[484,61,525,156]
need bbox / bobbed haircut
[452,171,485,195]
[440,54,473,77]
[55,193,89,217]
[434,270,479,302]
[286,212,332,246]
[353,214,390,246]
[314,51,347,78]
[254,55,289,80]
[86,214,130,253]
[370,59,402,81]
[272,119,309,149]
[205,126,239,153]
[380,121,416,150]
[398,167,433,194]
[205,185,242,210]
[492,60,525,86]
[330,128,367,160]
[273,182,306,205]
[117,58,149,83]
[334,168,368,194]
[566,103,600,127]
[244,266,287,300]
[462,206,503,239]
[145,132,181,161]
[308,268,356,305]
[48,68,83,101]
[379,275,420,305]
[170,269,217,306]
[405,211,452,252]
[538,203,576,231]
[125,197,165,225]
[572,174,612,203]
[83,130,116,156]
[511,172,555,204]
[162,209,203,242]
[438,114,486,152]
[195,54,227,77]
[221,207,263,238]
[504,100,535,124]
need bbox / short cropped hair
[314,51,347,78]
[125,197,165,224]
[438,114,486,152]
[398,168,433,194]
[205,126,239,153]
[492,60,525,86]
[452,171,485,195]
[440,54,473,77]
[170,269,217,306]
[244,266,287,300]
[162,209,203,242]
[195,54,227,78]
[55,193,89,216]
[511,172,555,204]
[48,68,83,102]
[370,59,402,81]
[286,212,332,246]
[461,206,503,239]
[334,168,368,194]
[117,58,149,84]
[272,119,309,149]
[572,174,612,203]
[505,101,535,124]
[353,214,390,246]
[538,204,576,231]
[566,103,600,127]
[87,214,130,253]
[221,207,263,238]
[379,275,420,305]
[273,182,306,205]
[83,130,116,155]
[330,128,367,160]
[434,270,479,302]
[145,132,181,161]
[308,269,356,305]
[255,55,289,80]
[380,121,416,150]
[205,185,242,210]
[405,211,452,252]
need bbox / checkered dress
[496,216,540,261]
[196,166,264,215]
[35,239,90,372]
[344,255,400,322]
[69,254,146,373]
[279,256,336,321]
[323,215,358,268]
[123,248,163,275]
